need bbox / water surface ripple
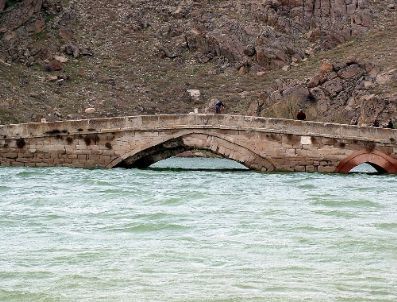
[0,158,396,301]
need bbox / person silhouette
[296,109,306,121]
[215,100,225,114]
[386,119,394,129]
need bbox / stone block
[285,149,296,156]
[294,166,306,172]
[318,166,336,173]
[305,165,316,172]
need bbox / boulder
[322,78,343,97]
[84,108,96,114]
[243,45,256,57]
[62,43,80,58]
[187,89,201,101]
[357,94,383,126]
[319,60,334,74]
[47,75,58,82]
[337,64,365,79]
[54,55,68,63]
[376,69,397,85]
[307,73,327,88]
[310,87,328,101]
[282,85,310,104]
[44,60,63,72]
[204,98,218,113]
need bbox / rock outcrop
[154,0,375,73]
[0,0,395,125]
[0,0,67,64]
[251,59,397,126]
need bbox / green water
[0,158,396,301]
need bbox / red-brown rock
[44,60,63,72]
[338,64,365,79]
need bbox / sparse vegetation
[0,0,396,125]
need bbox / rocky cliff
[0,0,396,125]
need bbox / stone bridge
[0,114,397,173]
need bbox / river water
[0,158,396,301]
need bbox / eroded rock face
[251,59,397,126]
[276,0,372,46]
[0,0,66,64]
[0,0,43,33]
[156,0,374,72]
[0,0,378,71]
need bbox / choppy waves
[0,158,396,301]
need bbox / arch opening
[116,137,188,169]
[349,163,386,174]
[336,150,397,175]
[113,134,275,172]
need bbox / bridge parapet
[0,114,396,144]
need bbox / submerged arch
[107,133,275,172]
[336,150,397,174]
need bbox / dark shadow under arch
[109,133,276,172]
[336,150,397,174]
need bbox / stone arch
[335,150,397,174]
[107,133,276,171]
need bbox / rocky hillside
[0,0,396,126]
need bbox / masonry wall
[0,115,396,172]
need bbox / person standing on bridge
[215,99,225,114]
[386,119,394,129]
[296,109,306,121]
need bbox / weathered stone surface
[338,64,365,79]
[282,85,310,104]
[310,87,328,102]
[0,0,43,32]
[148,0,376,74]
[376,69,397,85]
[322,78,343,97]
[0,114,396,174]
[254,57,394,125]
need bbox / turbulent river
[0,158,396,301]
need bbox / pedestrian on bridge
[215,100,225,114]
[296,109,306,121]
[386,119,394,129]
